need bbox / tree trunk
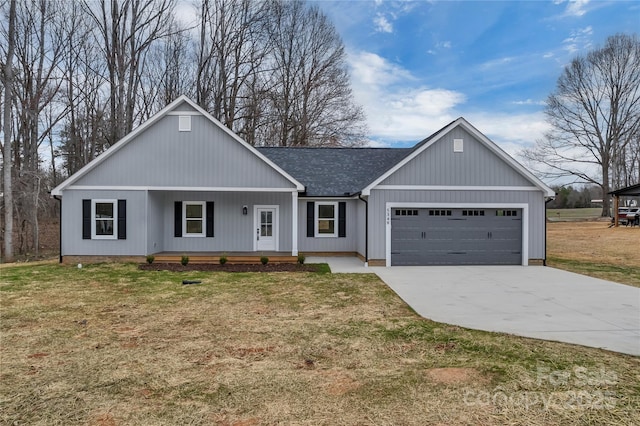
[3,0,17,262]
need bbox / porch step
[152,255,298,265]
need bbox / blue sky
[310,0,639,155]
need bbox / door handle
[256,228,260,240]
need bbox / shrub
[297,253,305,265]
[181,255,189,266]
[146,255,155,264]
[260,256,269,265]
[219,254,228,265]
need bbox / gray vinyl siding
[297,199,358,253]
[73,114,296,189]
[367,189,547,261]
[162,191,292,253]
[61,190,147,256]
[146,191,164,253]
[381,127,533,187]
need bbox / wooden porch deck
[152,251,298,264]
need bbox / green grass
[1,263,638,425]
[546,256,640,287]
[547,208,602,220]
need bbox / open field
[547,221,640,287]
[547,208,602,221]
[1,263,639,425]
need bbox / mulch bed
[138,262,321,272]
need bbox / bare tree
[523,34,640,216]
[1,0,17,262]
[83,0,176,145]
[195,0,270,132]
[139,22,193,118]
[263,0,366,147]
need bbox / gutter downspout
[53,195,62,263]
[358,193,368,267]
[544,196,555,266]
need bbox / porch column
[291,191,299,256]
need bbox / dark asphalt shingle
[258,147,412,196]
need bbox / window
[428,209,452,216]
[462,209,485,216]
[183,202,205,236]
[92,200,117,239]
[395,209,419,216]
[316,202,337,237]
[496,210,518,217]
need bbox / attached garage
[390,207,523,265]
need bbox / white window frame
[183,201,206,237]
[92,199,117,240]
[315,201,338,238]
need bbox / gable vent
[179,115,191,132]
[453,138,463,153]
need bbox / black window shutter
[338,202,346,238]
[306,201,315,237]
[117,200,127,240]
[82,199,91,239]
[206,201,214,237]
[174,201,182,237]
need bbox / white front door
[255,207,277,251]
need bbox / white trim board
[66,186,299,193]
[375,185,541,192]
[384,202,529,267]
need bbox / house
[52,96,555,266]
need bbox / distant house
[52,96,554,266]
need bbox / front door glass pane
[261,211,273,237]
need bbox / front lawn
[1,263,638,425]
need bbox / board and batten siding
[61,190,147,256]
[162,191,292,253]
[72,113,296,189]
[367,189,547,261]
[380,127,533,187]
[147,191,164,253]
[297,199,359,253]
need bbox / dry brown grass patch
[547,221,639,266]
[425,367,486,385]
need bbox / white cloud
[565,0,590,17]
[512,99,547,106]
[562,26,593,53]
[349,51,465,141]
[466,112,552,158]
[373,13,393,33]
[479,56,515,70]
[348,50,550,155]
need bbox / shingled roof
[257,147,411,196]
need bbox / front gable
[53,97,303,194]
[380,126,532,187]
[363,118,554,196]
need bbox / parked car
[625,207,640,226]
[616,207,629,225]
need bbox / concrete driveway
[374,266,640,356]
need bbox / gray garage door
[391,208,522,265]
